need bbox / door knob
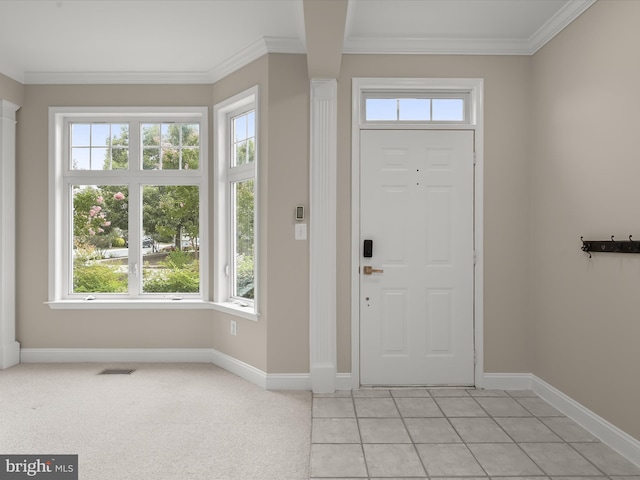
[363,266,384,275]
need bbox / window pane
[71,148,90,170]
[91,124,110,147]
[71,123,129,170]
[72,185,129,294]
[432,98,465,121]
[399,98,430,121]
[142,185,200,294]
[366,98,397,121]
[232,112,255,166]
[71,124,90,146]
[143,123,200,170]
[142,124,160,146]
[233,180,254,300]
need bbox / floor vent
[98,369,135,375]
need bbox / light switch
[295,223,307,240]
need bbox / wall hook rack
[581,235,640,258]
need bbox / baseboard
[18,347,351,392]
[0,340,20,369]
[531,375,640,467]
[20,347,214,363]
[483,372,640,468]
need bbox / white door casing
[360,129,475,385]
[351,77,484,389]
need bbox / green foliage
[143,266,199,293]
[73,263,127,293]
[112,237,126,248]
[236,255,254,299]
[163,250,194,269]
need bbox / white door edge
[350,77,485,389]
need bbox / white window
[214,87,259,320]
[48,107,208,308]
[363,92,469,123]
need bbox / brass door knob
[363,266,384,275]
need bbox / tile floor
[310,388,640,479]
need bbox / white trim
[309,79,338,393]
[483,372,640,468]
[22,36,304,85]
[343,0,596,56]
[0,100,20,370]
[18,347,351,392]
[351,78,484,390]
[213,86,260,317]
[20,348,215,364]
[48,106,208,304]
[528,0,597,54]
[532,375,640,468]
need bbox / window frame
[48,106,209,309]
[213,86,259,321]
[362,91,471,124]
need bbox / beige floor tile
[540,417,597,442]
[435,397,487,417]
[520,442,602,475]
[359,418,412,443]
[571,442,640,475]
[313,397,355,418]
[310,444,367,478]
[312,418,361,443]
[495,417,563,442]
[405,417,462,443]
[354,397,400,417]
[468,443,544,476]
[475,397,533,417]
[364,444,426,477]
[517,397,563,417]
[416,443,485,476]
[450,417,513,443]
[396,397,443,417]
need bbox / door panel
[360,129,474,386]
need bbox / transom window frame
[47,106,210,309]
[213,86,260,321]
[361,91,471,125]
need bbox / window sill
[210,301,259,321]
[46,299,212,310]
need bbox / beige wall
[16,84,215,350]
[211,56,270,371]
[337,55,534,373]
[531,0,640,440]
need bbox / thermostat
[295,205,305,221]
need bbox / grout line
[311,390,616,479]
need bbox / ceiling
[0,0,596,85]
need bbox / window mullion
[127,182,142,297]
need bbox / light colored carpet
[0,363,311,479]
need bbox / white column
[309,79,337,393]
[0,99,20,369]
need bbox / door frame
[351,77,484,389]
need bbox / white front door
[360,129,475,386]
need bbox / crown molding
[21,36,304,85]
[528,0,597,54]
[343,36,531,56]
[343,0,597,56]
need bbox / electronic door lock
[363,266,384,275]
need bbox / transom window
[363,93,469,123]
[49,107,208,305]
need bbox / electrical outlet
[230,320,237,336]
